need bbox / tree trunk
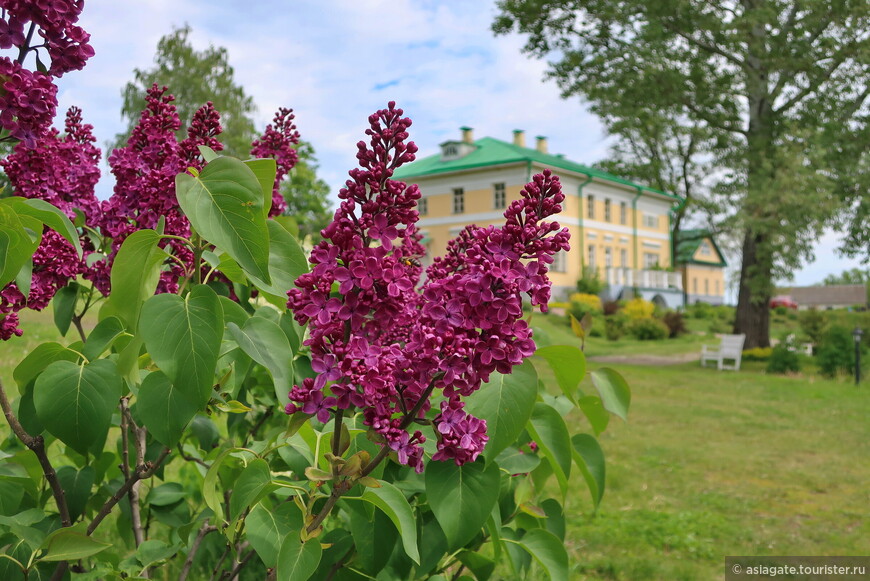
[734,229,771,348]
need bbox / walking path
[587,352,700,366]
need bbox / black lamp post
[854,327,864,386]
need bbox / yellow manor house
[393,127,727,308]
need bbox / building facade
[394,128,724,308]
[676,230,728,305]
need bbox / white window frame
[452,188,464,214]
[620,202,627,225]
[493,182,506,209]
[552,250,567,273]
[587,244,596,269]
[418,197,428,216]
[587,195,595,219]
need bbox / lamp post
[853,327,864,386]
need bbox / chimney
[512,129,525,147]
[536,136,548,154]
[460,126,474,144]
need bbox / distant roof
[393,136,680,201]
[779,284,867,307]
[675,229,727,267]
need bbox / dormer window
[443,144,458,158]
[440,139,476,161]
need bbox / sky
[43,0,865,292]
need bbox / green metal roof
[675,229,727,267]
[393,136,680,201]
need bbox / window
[715,280,720,295]
[552,250,567,273]
[620,248,628,267]
[452,188,464,214]
[586,195,595,219]
[643,252,659,268]
[704,279,709,295]
[620,202,627,225]
[604,199,611,222]
[642,214,658,229]
[587,244,596,269]
[493,182,506,209]
[604,247,612,267]
[443,144,458,157]
[693,278,698,293]
[699,241,712,255]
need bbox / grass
[563,363,870,580]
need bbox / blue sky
[45,0,864,291]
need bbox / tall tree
[494,0,870,348]
[113,25,256,158]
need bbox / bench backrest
[719,334,746,355]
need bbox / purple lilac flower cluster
[250,107,300,217]
[94,85,301,294]
[0,106,100,338]
[286,103,570,472]
[0,0,94,147]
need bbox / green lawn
[563,362,870,580]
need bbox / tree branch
[0,379,71,527]
[179,522,217,581]
[86,447,170,536]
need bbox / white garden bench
[700,334,746,371]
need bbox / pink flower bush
[286,102,570,472]
[0,106,100,337]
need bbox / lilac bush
[287,102,571,471]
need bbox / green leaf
[248,220,309,305]
[0,204,41,288]
[1,197,81,257]
[39,526,112,562]
[175,156,271,283]
[577,395,610,436]
[198,145,220,163]
[202,448,240,524]
[100,229,164,332]
[246,503,303,568]
[136,539,178,568]
[527,403,572,500]
[0,479,24,516]
[425,457,500,551]
[277,537,321,581]
[229,458,275,521]
[56,466,94,521]
[146,483,186,507]
[13,342,80,390]
[572,433,606,509]
[83,316,126,361]
[33,360,122,456]
[136,370,198,447]
[457,550,496,581]
[243,158,277,215]
[14,259,31,299]
[347,500,397,574]
[494,446,540,475]
[464,360,538,459]
[140,284,223,406]
[514,529,569,581]
[359,480,420,564]
[590,368,631,421]
[52,283,80,337]
[227,317,294,405]
[533,345,585,404]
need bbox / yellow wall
[684,264,725,299]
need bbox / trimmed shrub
[773,305,788,316]
[689,302,715,319]
[742,347,773,361]
[661,310,688,338]
[624,297,655,320]
[603,300,620,316]
[798,308,828,346]
[628,317,669,341]
[605,314,628,341]
[816,325,857,377]
[569,293,603,312]
[576,267,605,295]
[767,337,801,374]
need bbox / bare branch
[179,522,217,581]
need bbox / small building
[778,284,868,310]
[676,229,728,305]
[393,127,728,308]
